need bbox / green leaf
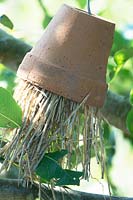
[126,108,133,134]
[114,48,133,66]
[0,87,22,128]
[36,155,64,181]
[0,15,13,29]
[130,89,133,105]
[36,150,83,186]
[77,0,87,8]
[111,31,131,56]
[56,169,83,186]
[45,149,68,161]
[42,14,52,28]
[107,64,117,83]
[36,150,68,181]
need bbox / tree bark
[0,29,31,71]
[0,179,132,200]
[101,91,131,134]
[0,179,35,200]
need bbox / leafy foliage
[130,89,133,105]
[37,0,52,28]
[111,31,131,56]
[0,15,13,29]
[107,31,133,83]
[0,65,16,93]
[42,14,52,28]
[77,0,87,8]
[106,61,117,83]
[56,169,83,186]
[126,108,133,135]
[0,87,22,128]
[126,89,133,135]
[36,150,83,186]
[114,48,133,66]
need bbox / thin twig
[88,0,91,14]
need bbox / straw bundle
[1,79,104,181]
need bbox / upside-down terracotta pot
[17,4,115,107]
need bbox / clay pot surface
[17,4,115,107]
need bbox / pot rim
[63,3,115,24]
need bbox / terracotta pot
[17,4,115,107]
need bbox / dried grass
[0,79,105,181]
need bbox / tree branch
[0,29,31,71]
[0,29,131,134]
[101,91,131,134]
[0,178,133,200]
[0,179,36,200]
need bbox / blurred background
[0,0,133,197]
